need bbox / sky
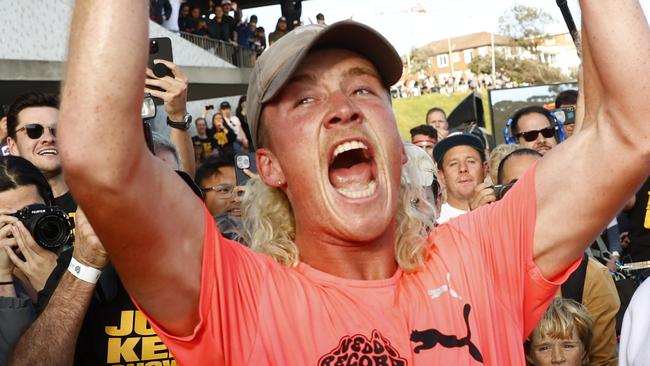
[241,0,650,56]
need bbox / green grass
[393,91,492,141]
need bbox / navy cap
[432,132,486,166]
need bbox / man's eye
[298,97,315,105]
[353,88,370,96]
[537,346,549,352]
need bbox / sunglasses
[15,123,56,140]
[516,127,555,142]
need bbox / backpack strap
[561,253,589,304]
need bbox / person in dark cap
[433,132,495,223]
[268,17,288,45]
[60,0,650,364]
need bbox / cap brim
[262,21,402,104]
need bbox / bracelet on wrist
[68,257,102,284]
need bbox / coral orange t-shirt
[137,165,580,365]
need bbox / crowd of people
[394,70,516,98]
[150,0,325,57]
[407,89,650,365]
[1,0,650,365]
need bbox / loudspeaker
[447,92,485,130]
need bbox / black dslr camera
[493,182,516,201]
[11,204,74,250]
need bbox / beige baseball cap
[246,21,403,148]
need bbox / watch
[167,113,192,130]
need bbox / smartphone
[235,153,257,186]
[553,106,576,125]
[148,38,174,104]
[148,38,173,77]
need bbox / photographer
[433,132,496,224]
[0,156,62,364]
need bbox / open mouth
[328,139,377,199]
[37,148,58,156]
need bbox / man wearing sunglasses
[5,93,76,214]
[509,105,559,155]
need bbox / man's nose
[40,126,56,142]
[324,92,363,128]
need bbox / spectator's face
[201,167,240,217]
[213,114,225,129]
[215,6,224,18]
[526,329,586,366]
[196,119,207,135]
[259,48,405,244]
[516,113,557,155]
[426,111,448,131]
[7,107,61,178]
[318,19,325,25]
[411,134,435,158]
[278,21,287,31]
[0,184,45,212]
[221,107,231,118]
[499,154,539,185]
[222,4,231,13]
[438,146,486,202]
[181,6,190,17]
[191,8,200,18]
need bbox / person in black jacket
[149,0,172,25]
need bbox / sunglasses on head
[15,123,56,140]
[516,127,555,142]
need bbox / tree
[470,52,566,85]
[499,5,554,57]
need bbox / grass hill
[392,91,492,141]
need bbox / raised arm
[533,0,650,278]
[58,1,204,335]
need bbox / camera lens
[34,214,71,249]
[150,40,159,55]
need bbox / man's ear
[256,148,286,188]
[482,161,491,183]
[401,143,408,165]
[437,167,447,188]
[6,137,18,156]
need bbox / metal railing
[178,31,257,68]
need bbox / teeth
[333,140,367,160]
[39,149,57,155]
[336,180,376,199]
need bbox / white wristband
[67,257,102,284]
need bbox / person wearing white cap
[58,0,650,364]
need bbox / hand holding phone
[235,153,258,186]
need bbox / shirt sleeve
[135,205,269,364]
[446,162,581,338]
[0,288,36,364]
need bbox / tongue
[329,161,373,190]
